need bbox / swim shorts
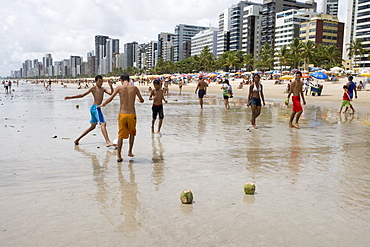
[198,89,205,98]
[292,96,303,112]
[90,105,105,124]
[118,114,137,139]
[223,95,229,100]
[341,100,351,107]
[152,104,164,119]
[249,97,262,106]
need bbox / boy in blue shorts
[65,75,115,146]
[149,79,168,134]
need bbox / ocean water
[1,83,370,246]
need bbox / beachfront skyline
[0,0,344,77]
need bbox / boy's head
[95,75,103,87]
[348,75,353,81]
[153,79,161,89]
[295,71,302,76]
[120,73,130,82]
[343,85,348,89]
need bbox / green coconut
[244,182,256,195]
[180,190,193,204]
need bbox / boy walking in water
[195,77,207,109]
[98,73,144,162]
[338,85,352,114]
[65,75,114,146]
[286,71,306,128]
[149,79,167,134]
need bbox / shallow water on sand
[1,84,370,246]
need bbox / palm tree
[198,46,215,72]
[244,53,254,71]
[325,45,343,69]
[256,42,274,71]
[288,38,303,70]
[347,38,366,69]
[301,40,316,71]
[275,45,289,72]
[217,51,241,72]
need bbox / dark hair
[348,76,353,80]
[343,85,348,89]
[153,79,161,85]
[253,74,260,79]
[296,71,302,76]
[224,79,229,84]
[120,73,130,81]
[95,75,103,81]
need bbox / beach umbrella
[330,67,344,71]
[360,73,370,77]
[310,67,320,72]
[302,73,309,78]
[280,75,295,80]
[310,72,328,79]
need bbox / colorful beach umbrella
[360,73,370,77]
[280,75,295,80]
[310,72,328,79]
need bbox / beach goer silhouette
[149,79,167,134]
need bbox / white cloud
[0,0,346,77]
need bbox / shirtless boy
[195,77,207,109]
[149,79,168,134]
[98,73,144,162]
[65,75,114,146]
[286,71,306,128]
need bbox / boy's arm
[149,90,155,100]
[162,90,168,103]
[105,81,114,95]
[99,87,119,107]
[300,83,306,105]
[354,85,358,98]
[64,88,92,100]
[136,87,144,103]
[346,90,351,100]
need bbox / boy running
[65,75,114,146]
[149,79,168,134]
[338,85,352,114]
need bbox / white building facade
[191,27,219,57]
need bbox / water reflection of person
[117,161,142,235]
[288,130,302,183]
[197,110,206,143]
[151,135,165,191]
[245,132,262,179]
[74,146,110,204]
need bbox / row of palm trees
[107,38,366,76]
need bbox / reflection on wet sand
[74,145,110,204]
[117,162,142,236]
[197,110,206,143]
[151,135,165,191]
[287,129,302,184]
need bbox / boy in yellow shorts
[98,73,144,162]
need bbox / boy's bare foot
[117,157,123,162]
[106,142,115,147]
[253,125,258,129]
[128,153,135,157]
[289,124,295,128]
[74,140,79,145]
[294,123,300,129]
[151,127,154,133]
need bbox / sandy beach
[1,79,370,246]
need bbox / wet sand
[1,82,370,246]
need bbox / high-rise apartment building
[346,0,370,69]
[146,41,158,69]
[261,0,317,46]
[123,42,138,69]
[174,24,208,62]
[217,7,231,57]
[242,4,263,57]
[191,27,219,57]
[95,35,109,74]
[158,32,175,62]
[43,53,53,76]
[70,56,82,77]
[323,0,339,17]
[299,14,344,53]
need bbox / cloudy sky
[0,0,345,77]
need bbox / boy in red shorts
[286,71,306,128]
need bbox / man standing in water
[195,77,207,109]
[346,76,357,114]
[286,71,306,128]
[99,73,144,162]
[65,75,115,146]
